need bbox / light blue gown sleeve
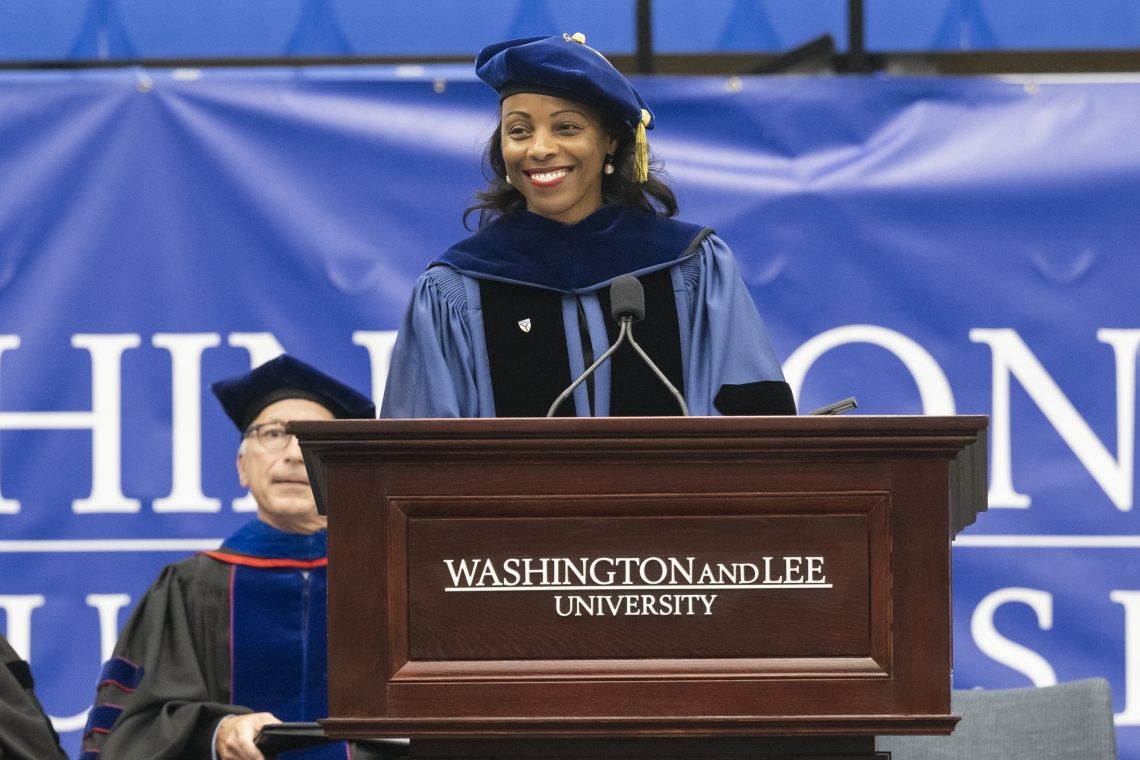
[380,267,482,418]
[679,235,788,416]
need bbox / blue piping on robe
[212,520,331,722]
[221,518,327,561]
[230,564,329,721]
[83,703,123,738]
[96,656,144,693]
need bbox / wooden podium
[292,416,988,760]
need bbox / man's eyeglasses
[243,422,295,451]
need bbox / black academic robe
[79,520,349,760]
[0,632,68,760]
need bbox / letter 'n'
[970,329,1140,511]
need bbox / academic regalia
[382,34,794,419]
[79,519,356,760]
[380,204,795,419]
[211,354,376,432]
[81,355,377,759]
[0,632,68,760]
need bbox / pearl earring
[603,154,615,175]
[505,174,512,185]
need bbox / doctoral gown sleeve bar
[381,267,482,418]
[81,556,252,760]
[0,634,68,760]
[682,235,788,416]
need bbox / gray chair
[877,678,1118,760]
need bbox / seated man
[80,355,375,760]
[1,631,69,760]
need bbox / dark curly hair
[463,108,679,230]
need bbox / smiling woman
[381,34,797,419]
[498,94,615,225]
[467,87,678,228]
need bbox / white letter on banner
[86,593,132,664]
[0,335,141,514]
[152,334,222,512]
[226,333,286,511]
[970,329,1139,511]
[0,595,46,662]
[352,331,397,412]
[0,336,22,513]
[782,325,955,415]
[50,711,89,733]
[970,587,1057,687]
[1110,591,1140,725]
[72,335,142,513]
[227,332,285,369]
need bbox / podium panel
[402,495,883,665]
[292,416,986,749]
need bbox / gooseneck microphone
[608,274,646,322]
[547,275,690,417]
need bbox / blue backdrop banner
[0,66,1138,758]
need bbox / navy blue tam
[476,34,654,135]
[211,355,375,432]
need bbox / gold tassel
[634,109,650,183]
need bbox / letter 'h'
[0,335,140,514]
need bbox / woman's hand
[215,712,281,760]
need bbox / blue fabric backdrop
[3,0,1140,61]
[0,66,1138,758]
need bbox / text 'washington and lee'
[441,556,831,616]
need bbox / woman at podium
[381,34,795,419]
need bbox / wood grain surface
[291,416,986,745]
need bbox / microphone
[547,275,689,417]
[609,274,645,322]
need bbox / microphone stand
[547,316,689,418]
